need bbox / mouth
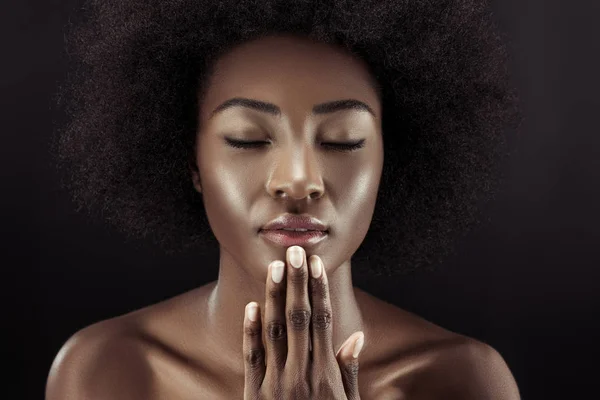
[259,229,328,247]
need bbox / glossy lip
[260,213,328,232]
[259,229,328,248]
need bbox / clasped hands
[243,245,364,400]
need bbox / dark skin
[190,35,382,380]
[243,246,365,399]
[46,35,520,399]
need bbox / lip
[259,229,328,247]
[261,213,328,232]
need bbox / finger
[307,255,335,365]
[263,260,287,381]
[285,245,311,376]
[243,302,266,398]
[336,332,364,400]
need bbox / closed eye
[224,138,365,152]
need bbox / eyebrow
[209,97,376,119]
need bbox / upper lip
[261,214,328,232]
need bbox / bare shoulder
[45,285,214,400]
[396,316,520,399]
[404,335,521,400]
[355,289,520,400]
[45,316,156,400]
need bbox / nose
[266,141,325,200]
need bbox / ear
[188,159,202,194]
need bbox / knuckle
[291,380,311,398]
[267,286,282,300]
[309,278,328,298]
[266,320,287,341]
[284,372,311,398]
[313,379,335,397]
[311,309,332,331]
[246,348,264,367]
[288,308,311,330]
[289,267,308,283]
[344,358,360,377]
[244,324,261,338]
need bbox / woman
[46,0,522,398]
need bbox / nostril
[310,191,323,199]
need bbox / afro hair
[51,0,522,276]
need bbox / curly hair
[51,0,522,277]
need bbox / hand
[243,245,365,400]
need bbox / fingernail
[246,302,258,322]
[288,246,303,268]
[271,261,284,283]
[310,257,322,278]
[352,332,364,358]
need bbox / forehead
[199,35,381,121]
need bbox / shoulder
[355,291,519,399]
[45,317,156,400]
[405,335,521,400]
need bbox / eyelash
[224,138,366,152]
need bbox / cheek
[197,148,256,246]
[330,160,382,252]
[197,133,383,261]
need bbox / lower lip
[259,229,328,247]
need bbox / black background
[3,0,599,399]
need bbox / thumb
[336,331,365,359]
[335,331,364,400]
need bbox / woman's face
[192,35,383,280]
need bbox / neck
[203,247,365,375]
